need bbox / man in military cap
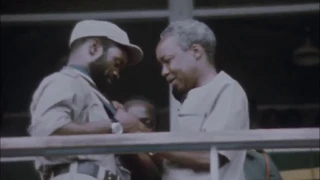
[28,20,148,180]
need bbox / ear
[190,44,204,60]
[88,38,104,57]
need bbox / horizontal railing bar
[1,128,318,158]
[1,3,319,23]
[1,157,35,162]
[2,148,319,163]
[265,148,320,153]
[3,103,319,119]
[257,104,320,110]
[194,3,319,18]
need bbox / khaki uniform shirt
[163,71,249,180]
[28,66,130,179]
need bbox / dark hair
[124,96,159,131]
[124,96,156,108]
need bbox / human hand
[112,101,124,110]
[139,123,152,133]
[115,108,153,133]
[115,108,141,133]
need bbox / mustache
[88,53,120,86]
[104,69,119,84]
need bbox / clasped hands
[112,101,151,133]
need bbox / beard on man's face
[88,52,117,89]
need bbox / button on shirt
[28,66,130,179]
[162,71,249,180]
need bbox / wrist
[111,122,123,134]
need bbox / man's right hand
[112,101,124,109]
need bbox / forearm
[156,151,229,171]
[119,153,161,180]
[136,153,162,175]
[150,155,164,172]
[52,121,112,135]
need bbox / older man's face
[156,36,198,95]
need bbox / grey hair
[160,19,217,64]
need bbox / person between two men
[28,20,151,180]
[119,97,163,180]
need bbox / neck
[195,64,217,88]
[67,53,89,69]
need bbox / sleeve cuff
[28,116,71,136]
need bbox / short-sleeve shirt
[28,66,130,179]
[162,71,249,180]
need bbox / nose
[161,65,169,77]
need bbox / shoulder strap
[91,87,119,123]
[261,151,270,180]
[63,67,119,123]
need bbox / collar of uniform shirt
[68,64,90,77]
[67,64,96,87]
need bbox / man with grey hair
[28,20,149,180]
[153,19,249,180]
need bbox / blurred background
[1,0,319,179]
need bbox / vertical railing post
[210,146,219,180]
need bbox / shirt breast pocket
[86,103,109,122]
[177,112,207,132]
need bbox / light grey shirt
[28,67,130,179]
[163,71,249,180]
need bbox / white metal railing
[2,103,320,119]
[1,128,319,180]
[2,148,318,163]
[0,3,319,23]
